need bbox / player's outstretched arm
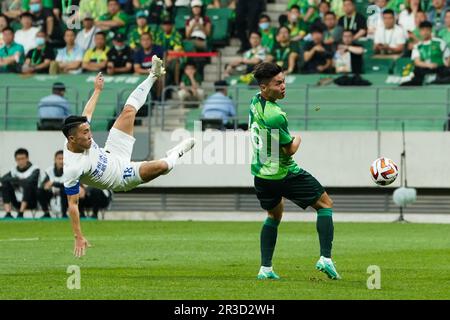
[67,194,90,258]
[82,72,104,122]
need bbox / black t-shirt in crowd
[349,43,363,74]
[302,41,334,73]
[26,46,56,73]
[337,13,367,35]
[107,46,134,68]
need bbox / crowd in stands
[1,148,112,219]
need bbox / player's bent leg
[112,105,137,137]
[139,160,169,183]
[257,199,283,280]
[312,192,341,280]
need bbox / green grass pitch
[0,220,449,300]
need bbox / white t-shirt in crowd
[374,25,407,48]
[14,27,40,54]
[398,9,416,33]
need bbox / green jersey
[249,93,302,180]
[437,28,450,48]
[411,37,450,66]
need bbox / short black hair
[259,14,271,21]
[62,115,88,138]
[325,11,336,17]
[55,150,63,157]
[64,28,76,35]
[383,9,395,16]
[277,25,290,35]
[2,27,14,34]
[20,12,33,19]
[419,20,433,29]
[290,4,300,11]
[214,80,228,91]
[95,31,106,38]
[253,62,283,85]
[14,148,29,158]
[310,25,324,34]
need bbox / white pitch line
[0,237,40,242]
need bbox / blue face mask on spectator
[30,3,41,13]
[36,37,45,46]
[259,22,269,30]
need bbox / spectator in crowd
[258,14,277,52]
[67,0,107,27]
[303,26,334,73]
[330,0,345,18]
[315,0,332,24]
[129,10,152,50]
[201,80,236,127]
[29,0,64,48]
[1,148,40,219]
[438,10,450,46]
[37,150,67,218]
[37,82,71,119]
[133,32,164,74]
[82,31,109,72]
[402,21,450,85]
[52,29,84,74]
[22,30,55,74]
[322,12,343,51]
[283,5,308,42]
[14,12,40,55]
[0,14,9,48]
[224,31,266,77]
[399,0,423,33]
[155,18,183,51]
[281,0,318,25]
[235,0,265,53]
[96,0,128,37]
[266,26,300,74]
[374,9,407,56]
[427,0,448,32]
[338,0,367,40]
[106,33,133,75]
[333,29,364,74]
[178,61,205,108]
[75,15,100,53]
[0,28,25,73]
[135,0,173,24]
[78,186,112,219]
[406,10,428,52]
[367,0,388,38]
[186,0,212,50]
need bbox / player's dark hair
[55,150,63,157]
[62,115,88,138]
[253,62,283,85]
[14,148,29,158]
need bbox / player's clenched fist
[95,72,105,91]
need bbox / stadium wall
[1,131,449,188]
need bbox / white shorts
[104,128,144,192]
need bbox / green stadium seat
[364,58,394,74]
[175,6,192,31]
[355,0,370,17]
[182,40,196,52]
[392,57,413,76]
[206,8,233,44]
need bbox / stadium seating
[205,8,233,45]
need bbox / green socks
[260,217,280,267]
[316,208,334,258]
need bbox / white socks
[260,266,273,273]
[125,74,156,112]
[161,151,179,174]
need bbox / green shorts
[254,170,325,211]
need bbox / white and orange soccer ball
[370,157,399,186]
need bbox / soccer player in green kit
[249,62,341,280]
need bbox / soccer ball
[370,157,399,186]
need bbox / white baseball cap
[191,0,203,7]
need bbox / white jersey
[63,128,144,195]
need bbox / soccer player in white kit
[63,56,195,257]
